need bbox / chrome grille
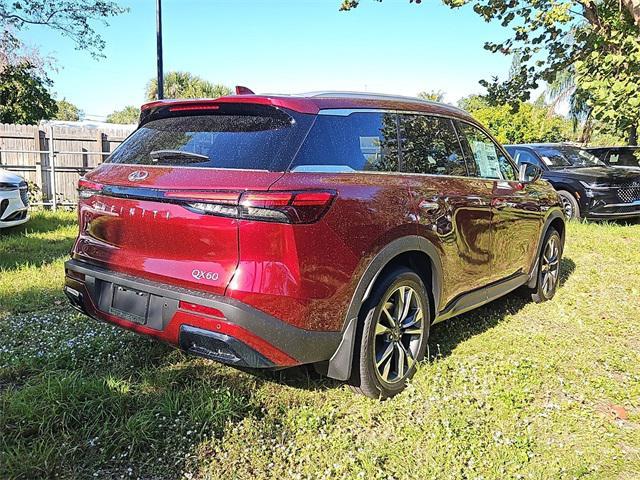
[19,185,29,207]
[618,180,640,203]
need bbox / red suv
[65,91,565,398]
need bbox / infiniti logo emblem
[128,170,149,182]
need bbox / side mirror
[519,162,542,183]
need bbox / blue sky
[24,0,515,119]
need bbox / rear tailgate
[74,166,284,296]
[72,103,312,296]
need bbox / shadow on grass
[1,211,76,236]
[430,256,575,359]
[1,258,579,478]
[269,256,577,389]
[0,211,76,271]
[0,237,74,270]
[0,284,68,316]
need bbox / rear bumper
[64,259,342,368]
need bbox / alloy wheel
[560,196,574,219]
[373,285,425,385]
[540,235,560,297]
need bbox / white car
[0,169,29,229]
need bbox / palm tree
[417,90,445,102]
[146,71,232,101]
[545,67,593,143]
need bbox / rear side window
[457,122,516,180]
[609,149,640,167]
[290,112,399,172]
[399,114,467,176]
[107,105,309,171]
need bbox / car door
[456,122,544,283]
[398,113,493,310]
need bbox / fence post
[95,130,105,166]
[34,128,44,199]
[48,125,57,210]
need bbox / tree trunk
[580,110,594,144]
[628,124,638,146]
[622,0,640,28]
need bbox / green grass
[1,212,639,479]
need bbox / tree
[340,0,639,27]
[340,1,640,145]
[622,0,640,27]
[459,96,576,144]
[417,90,445,102]
[106,105,139,124]
[0,62,56,124]
[457,94,489,113]
[146,72,232,101]
[0,0,128,58]
[55,98,82,121]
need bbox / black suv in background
[505,143,640,220]
[587,146,640,169]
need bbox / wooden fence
[0,122,136,207]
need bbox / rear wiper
[150,150,209,164]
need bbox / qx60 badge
[192,269,220,281]
[128,170,149,182]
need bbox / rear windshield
[534,146,606,169]
[106,106,310,171]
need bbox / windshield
[535,145,607,169]
[106,105,310,171]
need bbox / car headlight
[579,181,615,190]
[0,182,19,191]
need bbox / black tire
[529,228,563,303]
[557,190,580,220]
[349,267,430,399]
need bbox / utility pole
[156,0,164,99]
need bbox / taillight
[78,178,104,199]
[168,190,336,224]
[239,191,335,223]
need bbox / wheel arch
[325,235,443,381]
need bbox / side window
[607,152,620,164]
[291,112,399,172]
[457,122,517,181]
[399,114,467,176]
[509,148,542,167]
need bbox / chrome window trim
[284,168,495,183]
[295,109,521,184]
[318,108,468,121]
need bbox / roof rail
[301,91,467,114]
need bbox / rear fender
[325,235,443,381]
